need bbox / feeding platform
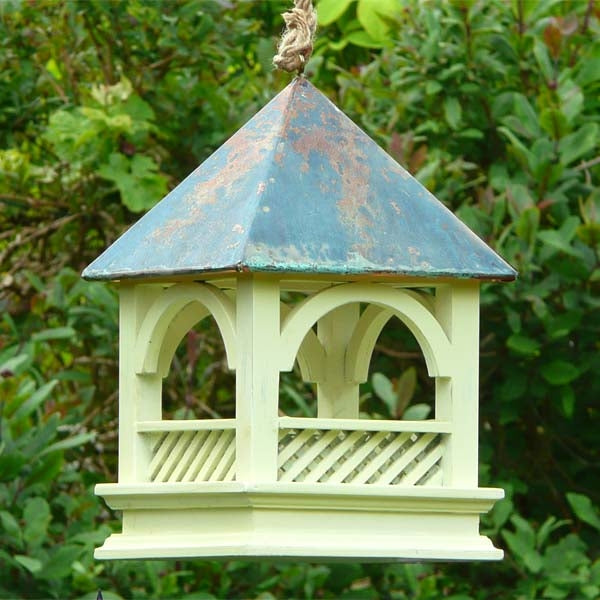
[83,77,516,561]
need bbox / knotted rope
[273,0,317,74]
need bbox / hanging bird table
[83,0,516,561]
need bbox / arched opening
[162,315,235,420]
[275,285,448,486]
[277,299,436,422]
[134,282,237,421]
[359,311,434,421]
[278,283,450,422]
[133,283,238,485]
[279,290,321,418]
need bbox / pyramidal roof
[82,78,516,282]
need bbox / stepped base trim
[95,482,503,561]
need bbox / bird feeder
[83,77,516,561]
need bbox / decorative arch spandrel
[279,283,452,378]
[135,283,237,377]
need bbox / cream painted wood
[137,419,236,432]
[118,284,163,483]
[375,433,438,485]
[316,304,360,418]
[155,302,209,378]
[94,482,503,561]
[145,428,234,484]
[100,273,501,561]
[135,283,237,375]
[235,276,280,482]
[279,302,325,383]
[401,443,445,486]
[168,432,210,482]
[279,429,341,482]
[278,417,452,433]
[279,283,452,377]
[349,432,413,484]
[435,282,480,487]
[345,289,435,384]
[345,304,393,384]
[277,428,318,466]
[277,427,444,486]
[325,431,391,484]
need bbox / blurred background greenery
[1,0,599,598]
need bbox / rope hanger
[273,0,317,75]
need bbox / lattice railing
[278,425,445,486]
[139,420,236,483]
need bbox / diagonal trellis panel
[147,429,236,483]
[278,428,444,486]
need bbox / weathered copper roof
[82,78,516,282]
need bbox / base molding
[95,482,503,561]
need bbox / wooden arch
[135,283,237,378]
[279,283,452,378]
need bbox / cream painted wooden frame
[95,275,503,561]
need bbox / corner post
[235,275,280,483]
[317,303,360,418]
[435,282,480,487]
[118,283,162,483]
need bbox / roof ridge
[239,79,304,272]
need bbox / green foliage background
[1,0,599,598]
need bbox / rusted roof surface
[82,78,516,282]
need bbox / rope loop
[273,0,317,74]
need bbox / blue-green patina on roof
[82,78,516,282]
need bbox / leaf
[539,108,568,139]
[0,353,29,376]
[26,450,64,487]
[537,516,570,549]
[40,432,95,456]
[540,360,579,386]
[543,21,562,59]
[491,498,513,530]
[560,81,584,124]
[317,0,355,26]
[32,326,76,342]
[402,403,431,420]
[37,545,84,580]
[122,94,154,123]
[15,555,42,574]
[577,52,600,86]
[371,372,396,415]
[45,57,62,81]
[558,123,599,166]
[357,0,399,42]
[23,497,51,547]
[506,334,540,357]
[533,38,554,82]
[522,549,543,573]
[561,386,575,418]
[12,380,58,420]
[567,493,600,532]
[0,452,27,481]
[345,29,385,49]
[0,510,22,540]
[97,152,167,212]
[502,529,532,560]
[394,367,417,416]
[512,93,540,137]
[498,126,536,172]
[443,97,462,131]
[537,230,579,257]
